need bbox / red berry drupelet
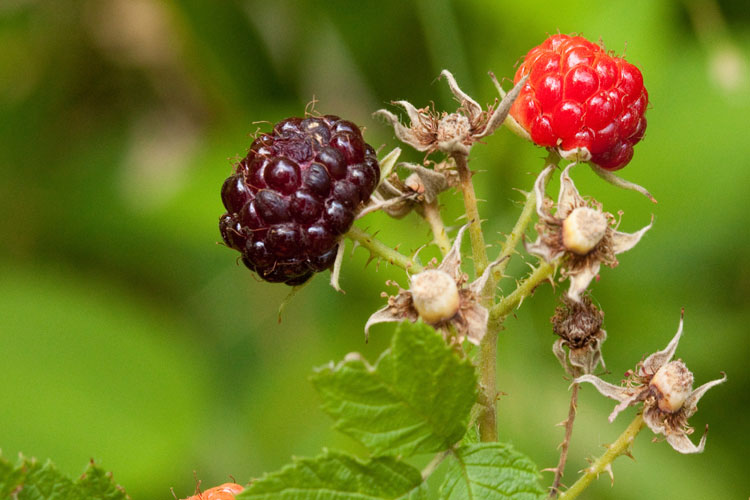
[510,34,648,170]
[219,116,380,285]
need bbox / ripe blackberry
[219,115,380,285]
[510,34,648,170]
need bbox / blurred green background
[1,0,748,498]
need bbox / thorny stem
[345,226,424,273]
[489,259,558,325]
[422,201,452,256]
[550,381,580,497]
[493,151,560,283]
[453,152,489,279]
[477,325,500,442]
[558,413,646,500]
[452,151,500,442]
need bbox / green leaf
[0,455,129,500]
[237,451,426,500]
[439,443,546,500]
[311,322,477,457]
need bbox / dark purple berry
[255,189,290,224]
[323,198,354,234]
[221,173,253,213]
[291,190,322,224]
[219,115,380,285]
[264,157,301,194]
[303,163,332,197]
[331,132,365,164]
[219,214,247,250]
[316,147,347,179]
[332,180,361,209]
[307,246,338,272]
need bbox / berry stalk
[557,413,646,500]
[489,259,558,325]
[345,226,424,273]
[453,152,489,279]
[421,200,452,256]
[492,151,560,283]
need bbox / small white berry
[650,360,694,413]
[562,206,608,255]
[410,270,460,324]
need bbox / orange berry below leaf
[182,483,244,500]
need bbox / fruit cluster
[510,34,648,170]
[220,116,380,285]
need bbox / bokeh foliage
[0,0,747,498]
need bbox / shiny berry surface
[219,115,379,285]
[510,34,648,170]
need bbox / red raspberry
[182,483,243,500]
[510,34,648,170]
[219,115,380,285]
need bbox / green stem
[452,151,499,442]
[558,414,646,500]
[453,152,489,278]
[492,151,560,283]
[421,201,451,256]
[488,259,558,324]
[346,226,424,273]
[477,325,499,442]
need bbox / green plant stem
[421,201,452,256]
[477,325,499,442]
[452,151,499,442]
[346,226,424,273]
[489,259,558,324]
[453,152,489,278]
[558,414,646,500]
[492,151,560,283]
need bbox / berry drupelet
[510,34,648,170]
[220,115,380,285]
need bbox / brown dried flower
[375,70,527,156]
[364,226,502,344]
[551,295,607,376]
[526,164,652,302]
[575,311,727,454]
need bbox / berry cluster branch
[489,259,558,326]
[453,152,489,278]
[492,151,560,283]
[558,413,646,500]
[346,226,424,273]
[421,200,452,256]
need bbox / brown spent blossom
[575,311,727,454]
[526,164,652,302]
[551,295,607,376]
[375,70,528,156]
[364,226,503,344]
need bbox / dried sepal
[375,70,526,156]
[526,164,652,302]
[575,311,727,453]
[364,225,501,345]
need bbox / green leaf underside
[440,443,546,500]
[237,451,426,500]
[0,455,129,500]
[311,322,477,457]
